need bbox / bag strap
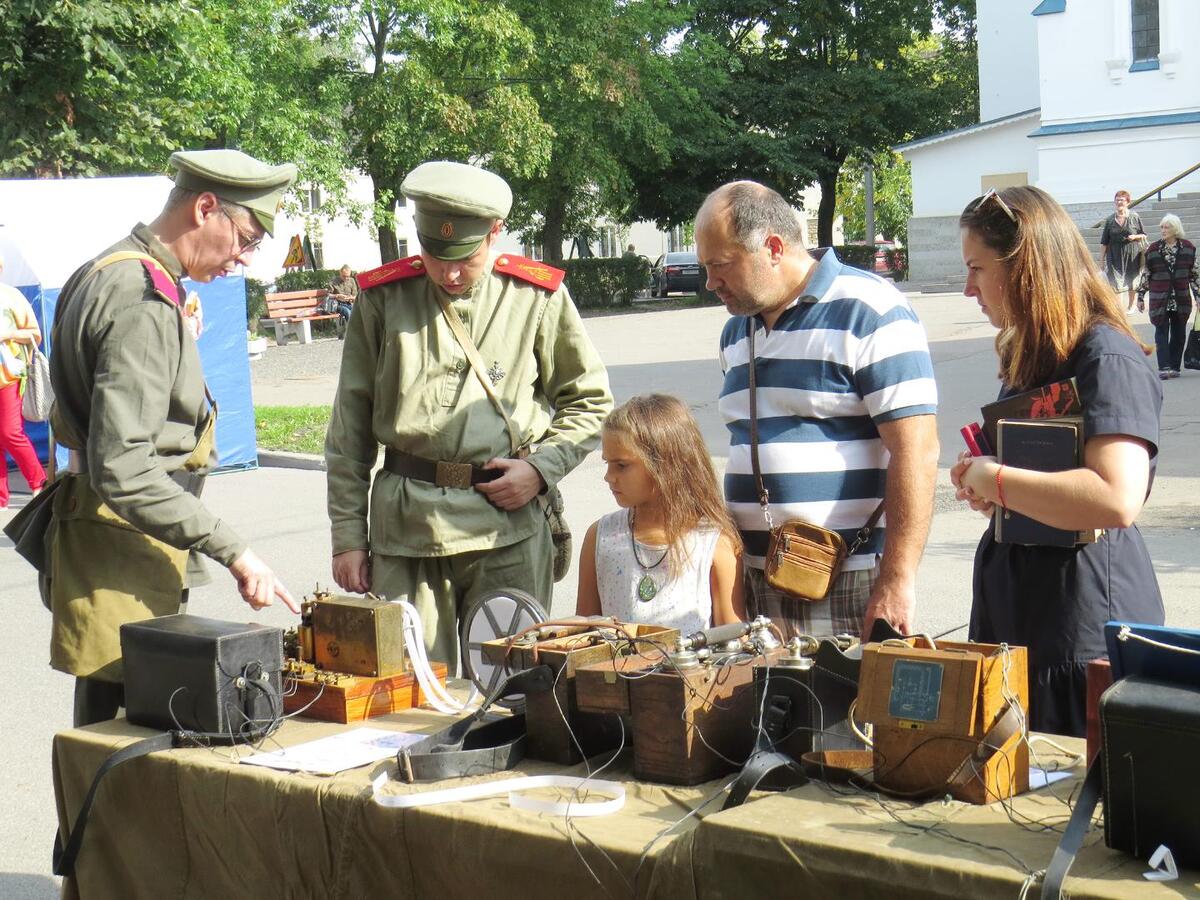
[53,731,176,877]
[745,321,883,540]
[1040,757,1102,899]
[434,293,523,457]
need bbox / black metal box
[121,614,284,735]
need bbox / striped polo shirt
[718,249,937,570]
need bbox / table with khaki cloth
[54,710,1198,899]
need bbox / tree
[307,1,553,262]
[633,0,977,245]
[499,0,685,260]
[0,0,353,218]
[836,151,913,245]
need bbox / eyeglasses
[217,203,264,256]
[978,188,1016,223]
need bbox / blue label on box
[888,659,944,722]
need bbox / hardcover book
[994,417,1092,547]
[981,378,1081,453]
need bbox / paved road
[1,293,1196,897]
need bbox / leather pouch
[1100,675,1200,868]
[764,520,849,601]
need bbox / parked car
[650,251,701,297]
[844,241,902,278]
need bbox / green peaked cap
[169,149,298,236]
[402,161,512,260]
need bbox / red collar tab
[140,259,181,306]
[493,255,565,292]
[357,256,427,290]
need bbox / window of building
[299,186,322,214]
[1131,0,1159,63]
[806,219,819,247]
[397,239,408,258]
[522,242,543,261]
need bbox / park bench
[261,289,342,345]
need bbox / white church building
[898,0,1200,288]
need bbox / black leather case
[1101,675,1200,868]
[120,614,284,736]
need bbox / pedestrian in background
[326,264,358,336]
[1136,213,1198,379]
[1099,189,1146,313]
[0,251,47,508]
[952,185,1164,736]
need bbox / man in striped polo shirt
[696,181,939,640]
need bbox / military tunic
[45,224,245,678]
[325,254,612,658]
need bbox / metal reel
[460,588,549,711]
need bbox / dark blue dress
[970,325,1165,736]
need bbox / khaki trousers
[371,528,553,672]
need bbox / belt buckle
[435,461,473,489]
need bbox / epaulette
[493,255,565,292]
[140,258,182,306]
[356,255,427,290]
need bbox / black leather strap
[1040,758,1102,899]
[721,750,807,810]
[397,666,554,782]
[383,449,501,488]
[54,731,177,877]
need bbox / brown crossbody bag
[747,323,883,601]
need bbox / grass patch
[256,405,332,455]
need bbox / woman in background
[951,186,1164,737]
[1136,213,1198,379]
[0,253,48,507]
[1099,189,1146,312]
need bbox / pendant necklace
[629,508,669,602]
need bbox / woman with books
[950,185,1164,737]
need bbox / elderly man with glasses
[7,149,301,726]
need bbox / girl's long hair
[604,394,742,573]
[959,185,1151,391]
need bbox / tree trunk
[372,177,400,263]
[541,201,566,263]
[817,168,839,248]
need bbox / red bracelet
[995,464,1007,509]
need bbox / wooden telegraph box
[482,621,677,765]
[579,650,778,785]
[857,639,1029,804]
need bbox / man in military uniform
[326,160,612,666]
[18,149,302,726]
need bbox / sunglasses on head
[977,188,1017,223]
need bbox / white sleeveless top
[594,510,721,635]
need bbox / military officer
[326,160,612,666]
[19,149,302,726]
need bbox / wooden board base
[282,662,448,724]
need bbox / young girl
[575,394,745,633]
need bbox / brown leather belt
[383,449,500,489]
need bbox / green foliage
[255,405,332,455]
[245,277,270,330]
[631,1,978,243]
[836,151,914,245]
[274,269,341,292]
[561,256,651,309]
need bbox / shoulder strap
[434,293,523,456]
[53,731,176,877]
[1040,757,1102,899]
[746,322,885,538]
[93,252,182,306]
